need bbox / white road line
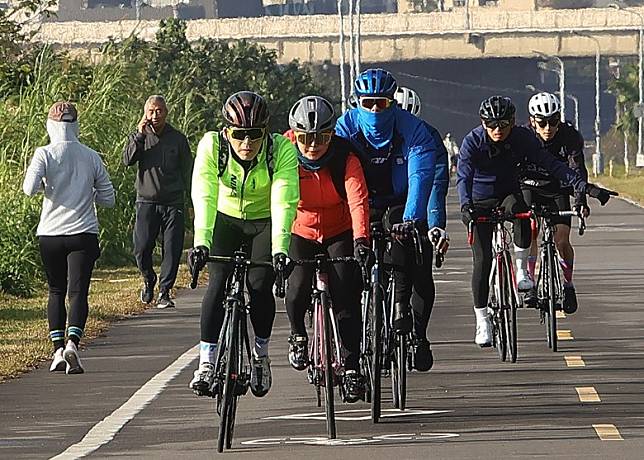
[50,344,198,460]
[557,330,574,340]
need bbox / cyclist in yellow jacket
[188,91,300,398]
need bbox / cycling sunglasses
[483,119,512,130]
[227,127,265,141]
[360,97,394,110]
[534,115,560,128]
[294,131,333,145]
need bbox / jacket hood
[46,119,79,143]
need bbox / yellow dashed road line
[576,386,601,403]
[557,330,574,340]
[593,424,623,441]
[564,355,586,367]
[556,311,566,319]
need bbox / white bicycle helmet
[528,92,561,118]
[394,86,422,117]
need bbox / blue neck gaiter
[297,147,336,171]
[356,107,396,150]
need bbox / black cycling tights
[387,236,435,341]
[39,233,100,351]
[286,231,362,370]
[200,213,275,343]
[466,193,531,308]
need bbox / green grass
[595,164,644,206]
[0,265,194,381]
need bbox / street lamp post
[610,3,644,167]
[573,31,603,176]
[533,51,565,121]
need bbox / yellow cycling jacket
[191,131,300,255]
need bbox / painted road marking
[593,424,624,441]
[564,355,586,367]
[556,311,566,319]
[265,408,450,422]
[50,344,198,460]
[108,278,132,283]
[576,386,601,403]
[557,330,574,340]
[241,433,460,446]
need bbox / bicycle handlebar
[189,253,273,290]
[531,207,586,236]
[467,210,533,246]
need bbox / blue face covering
[356,106,396,149]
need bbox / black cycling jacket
[521,121,589,194]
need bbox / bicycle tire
[371,284,384,423]
[502,252,518,363]
[391,335,399,409]
[546,244,558,352]
[397,334,407,410]
[217,304,240,453]
[360,289,373,404]
[495,255,507,362]
[321,293,337,439]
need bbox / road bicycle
[361,217,431,422]
[469,208,532,363]
[285,254,358,439]
[531,205,585,352]
[190,249,284,453]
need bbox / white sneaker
[250,355,272,397]
[63,341,84,374]
[190,362,216,396]
[516,269,534,291]
[49,348,65,372]
[474,307,492,347]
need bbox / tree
[609,63,639,140]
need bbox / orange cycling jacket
[285,130,370,243]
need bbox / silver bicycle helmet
[288,96,335,133]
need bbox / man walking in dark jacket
[123,95,193,308]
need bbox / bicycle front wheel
[391,334,407,410]
[502,252,518,363]
[370,284,384,423]
[321,293,336,439]
[217,304,240,453]
[492,256,507,362]
[546,245,558,352]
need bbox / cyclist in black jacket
[521,92,589,313]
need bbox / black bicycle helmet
[222,91,270,128]
[479,96,516,121]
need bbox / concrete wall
[34,6,644,62]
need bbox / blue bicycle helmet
[354,68,398,99]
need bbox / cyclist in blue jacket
[457,95,616,347]
[335,69,449,371]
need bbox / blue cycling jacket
[456,125,588,209]
[335,107,448,229]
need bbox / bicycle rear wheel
[217,305,240,453]
[370,284,384,423]
[321,293,336,439]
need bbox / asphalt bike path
[1,189,643,459]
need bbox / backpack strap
[217,131,228,178]
[218,131,275,180]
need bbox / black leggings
[286,232,362,370]
[39,233,100,349]
[200,213,275,343]
[466,193,530,308]
[386,232,435,341]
